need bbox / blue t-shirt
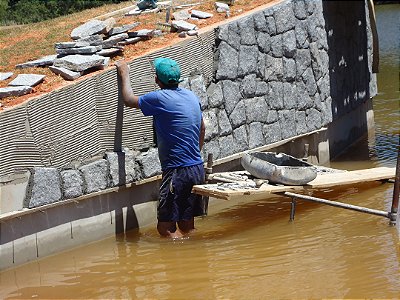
[138,87,203,170]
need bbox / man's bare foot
[167,229,184,239]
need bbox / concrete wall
[0,0,377,270]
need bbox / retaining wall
[0,0,377,270]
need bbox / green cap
[154,57,181,85]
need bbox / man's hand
[115,60,129,76]
[115,59,140,109]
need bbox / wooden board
[192,167,396,201]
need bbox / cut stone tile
[56,45,102,55]
[8,74,45,87]
[76,35,104,46]
[0,72,13,81]
[16,55,57,69]
[128,29,155,38]
[0,86,32,98]
[53,54,106,72]
[71,19,107,40]
[55,41,91,49]
[191,9,213,19]
[117,37,142,46]
[108,22,140,36]
[49,66,82,81]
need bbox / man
[115,57,206,239]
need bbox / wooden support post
[283,191,391,220]
[390,139,400,225]
[201,153,213,217]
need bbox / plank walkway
[193,167,396,201]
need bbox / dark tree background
[0,0,126,25]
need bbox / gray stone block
[293,0,308,20]
[97,47,123,57]
[238,16,257,45]
[207,82,224,108]
[240,74,257,98]
[219,134,235,157]
[306,108,322,131]
[229,100,246,128]
[103,17,116,35]
[106,151,139,186]
[190,75,208,109]
[283,82,297,109]
[317,73,331,101]
[265,55,283,82]
[248,122,265,149]
[296,81,314,109]
[233,125,248,153]
[302,67,317,96]
[173,8,191,21]
[245,97,269,123]
[265,16,276,36]
[61,169,83,199]
[16,55,57,69]
[263,122,281,144]
[266,109,278,124]
[279,109,296,139]
[222,80,241,114]
[8,74,45,87]
[49,66,82,81]
[53,55,106,72]
[202,139,220,160]
[274,2,296,34]
[216,42,238,80]
[270,34,283,58]
[191,10,213,19]
[310,42,323,81]
[266,81,284,109]
[55,41,90,49]
[257,32,271,53]
[217,109,232,136]
[295,49,311,78]
[295,111,308,135]
[136,148,161,178]
[238,45,258,77]
[282,30,296,58]
[71,19,107,40]
[118,37,142,46]
[203,109,219,141]
[253,11,268,32]
[0,72,13,81]
[25,167,62,208]
[76,35,104,46]
[295,21,310,49]
[79,159,109,193]
[172,20,197,31]
[0,86,32,98]
[321,97,333,125]
[257,52,266,79]
[283,57,296,82]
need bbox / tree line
[0,0,126,25]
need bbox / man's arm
[199,117,205,151]
[115,60,140,109]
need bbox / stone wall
[1,0,377,211]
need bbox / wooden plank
[192,167,396,201]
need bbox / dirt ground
[0,0,277,111]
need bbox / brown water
[1,4,400,300]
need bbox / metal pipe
[390,139,400,224]
[283,192,390,219]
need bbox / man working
[115,58,206,239]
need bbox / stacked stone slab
[24,148,161,208]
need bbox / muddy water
[1,4,400,300]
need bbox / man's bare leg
[177,218,195,234]
[157,221,183,238]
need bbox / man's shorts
[158,163,206,222]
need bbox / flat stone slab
[0,72,13,81]
[56,45,102,55]
[71,19,107,40]
[173,9,191,20]
[75,35,104,46]
[0,86,32,98]
[78,159,108,193]
[102,33,129,48]
[49,66,82,81]
[8,74,45,87]
[61,169,83,199]
[55,41,91,49]
[117,37,142,46]
[128,29,155,38]
[108,22,140,36]
[97,47,123,57]
[16,55,57,69]
[53,54,106,72]
[191,9,213,19]
[172,20,197,32]
[215,2,230,12]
